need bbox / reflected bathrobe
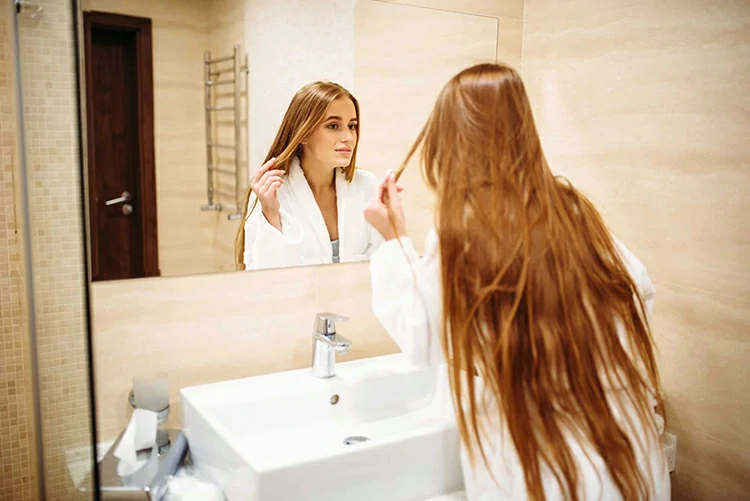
[369,230,670,501]
[243,157,383,270]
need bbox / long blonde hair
[235,81,360,270]
[399,63,663,500]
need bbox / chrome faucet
[312,312,351,379]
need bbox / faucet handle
[315,312,349,335]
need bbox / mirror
[80,0,500,280]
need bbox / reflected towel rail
[208,68,234,77]
[209,167,235,176]
[201,44,248,220]
[206,80,235,87]
[206,55,234,64]
[214,189,236,200]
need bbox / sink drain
[343,436,370,445]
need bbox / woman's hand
[365,170,406,241]
[251,157,285,230]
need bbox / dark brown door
[84,12,158,281]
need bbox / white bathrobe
[370,230,671,501]
[243,157,383,270]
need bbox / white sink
[181,354,463,501]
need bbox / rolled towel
[165,466,224,501]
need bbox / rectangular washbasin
[181,354,463,501]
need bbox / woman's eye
[327,123,339,130]
[348,124,357,130]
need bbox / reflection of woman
[365,63,669,501]
[235,82,383,270]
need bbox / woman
[365,63,669,500]
[235,81,383,270]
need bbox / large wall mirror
[79,0,502,280]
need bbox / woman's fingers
[376,171,390,199]
[259,157,277,175]
[378,169,405,201]
[384,173,403,209]
[260,175,284,196]
[366,181,388,218]
[267,180,283,198]
[257,169,285,186]
[252,157,278,184]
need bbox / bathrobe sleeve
[243,202,306,270]
[365,227,385,256]
[613,237,655,320]
[369,230,444,367]
[612,236,664,427]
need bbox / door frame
[83,11,159,280]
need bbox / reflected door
[83,12,158,281]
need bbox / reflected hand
[364,170,406,241]
[251,157,285,229]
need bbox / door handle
[105,191,131,206]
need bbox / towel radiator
[201,44,248,220]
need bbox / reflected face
[302,97,358,168]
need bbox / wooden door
[84,12,158,281]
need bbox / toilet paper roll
[114,408,158,478]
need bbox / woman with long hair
[236,81,383,270]
[365,63,669,500]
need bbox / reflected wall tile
[354,0,498,250]
[379,0,524,20]
[497,17,523,70]
[206,0,247,273]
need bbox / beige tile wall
[16,0,94,498]
[0,5,37,501]
[82,0,239,277]
[521,0,750,499]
